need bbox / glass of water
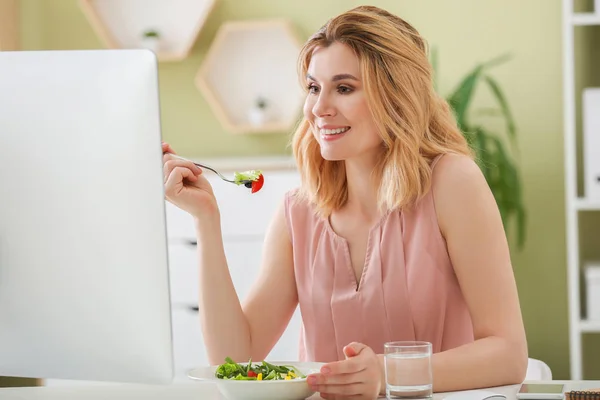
[384,341,432,399]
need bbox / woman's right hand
[162,142,219,220]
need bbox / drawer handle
[188,306,199,313]
[187,240,197,246]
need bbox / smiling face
[303,41,383,162]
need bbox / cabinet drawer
[165,201,196,241]
[168,242,198,305]
[171,307,208,377]
[168,238,264,306]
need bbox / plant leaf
[471,126,491,180]
[474,107,502,117]
[483,74,517,150]
[488,134,526,250]
[446,53,512,131]
[515,204,527,249]
[444,53,525,251]
[446,65,483,130]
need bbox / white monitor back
[0,49,173,384]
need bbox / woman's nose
[312,94,335,117]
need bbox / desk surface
[0,380,599,399]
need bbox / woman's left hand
[307,342,383,399]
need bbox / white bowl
[187,361,324,400]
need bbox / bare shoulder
[430,153,499,238]
[432,153,485,190]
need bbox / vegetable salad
[215,357,306,381]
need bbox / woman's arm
[163,144,298,365]
[196,198,299,365]
[427,153,528,392]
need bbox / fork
[168,154,254,187]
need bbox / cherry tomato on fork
[244,173,264,193]
[251,173,264,193]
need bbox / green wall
[16,0,600,380]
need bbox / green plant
[431,48,526,250]
[256,97,268,109]
[143,29,160,38]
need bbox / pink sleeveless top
[283,157,475,362]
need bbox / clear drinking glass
[384,341,432,399]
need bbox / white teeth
[320,127,350,135]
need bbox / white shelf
[571,13,600,26]
[574,198,600,211]
[79,0,216,62]
[195,19,304,134]
[564,0,600,380]
[580,320,600,332]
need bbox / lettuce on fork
[233,170,262,184]
[233,170,265,193]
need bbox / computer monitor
[0,49,174,385]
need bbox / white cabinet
[44,160,303,386]
[167,169,301,379]
[165,165,303,380]
[563,0,600,380]
[167,242,199,305]
[586,264,600,322]
[583,88,600,201]
[171,307,207,381]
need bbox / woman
[162,5,528,399]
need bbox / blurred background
[1,0,600,387]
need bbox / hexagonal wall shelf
[195,19,305,134]
[79,0,216,62]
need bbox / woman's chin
[320,150,346,161]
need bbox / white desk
[0,380,599,400]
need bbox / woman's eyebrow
[306,73,359,82]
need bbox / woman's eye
[338,86,352,94]
[307,84,319,94]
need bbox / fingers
[312,382,365,397]
[344,342,367,358]
[320,343,368,377]
[320,393,364,400]
[164,166,197,197]
[310,343,379,400]
[309,371,364,386]
[320,356,365,376]
[319,395,362,400]
[163,158,202,183]
[161,142,201,178]
[161,141,176,155]
[319,394,363,400]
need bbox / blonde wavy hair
[291,5,473,216]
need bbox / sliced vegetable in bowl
[215,357,305,381]
[188,359,323,400]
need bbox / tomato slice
[251,174,264,193]
[247,370,257,377]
